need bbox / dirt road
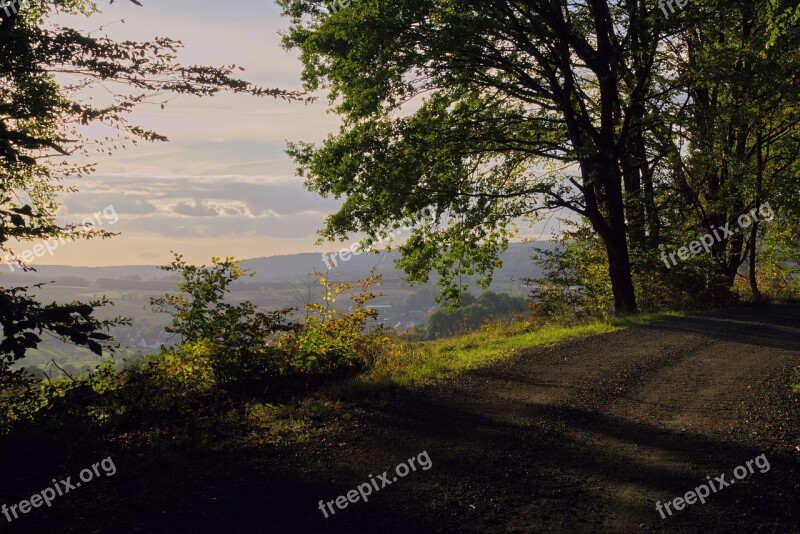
[252,306,800,533]
[10,306,800,533]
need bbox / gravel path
[257,306,800,533]
[7,306,800,533]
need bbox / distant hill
[240,241,544,285]
[5,241,549,372]
[2,241,545,286]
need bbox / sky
[14,0,555,267]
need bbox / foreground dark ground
[2,306,800,533]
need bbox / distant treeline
[421,292,528,339]
[0,275,304,293]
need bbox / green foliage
[0,346,221,439]
[151,254,297,388]
[426,291,527,339]
[744,215,800,301]
[279,0,800,313]
[115,341,218,418]
[151,255,393,387]
[0,290,127,385]
[633,253,724,313]
[0,262,398,436]
[527,223,613,318]
[528,221,734,316]
[276,271,390,373]
[141,341,217,399]
[0,358,118,434]
[278,0,660,310]
[661,0,800,299]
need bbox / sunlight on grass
[256,312,682,442]
[327,312,681,398]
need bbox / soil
[3,305,800,533]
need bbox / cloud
[61,193,157,216]
[59,174,340,240]
[43,2,345,265]
[121,209,328,239]
[173,200,220,217]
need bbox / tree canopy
[280,0,800,314]
[0,0,304,379]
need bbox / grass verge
[214,312,681,447]
[325,312,681,399]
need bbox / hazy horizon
[2,1,557,269]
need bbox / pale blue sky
[38,0,345,266]
[19,1,555,267]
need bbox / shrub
[0,359,120,434]
[526,222,613,318]
[153,256,394,384]
[135,340,216,399]
[276,271,392,374]
[426,291,528,339]
[151,254,297,388]
[0,261,398,435]
[528,220,740,316]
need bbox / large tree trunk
[584,157,638,315]
[622,104,649,253]
[750,137,765,304]
[606,161,638,315]
[587,211,638,315]
[748,220,762,304]
[622,156,646,252]
[605,227,638,315]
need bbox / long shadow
[637,305,800,351]
[2,305,798,533]
[337,385,800,532]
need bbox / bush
[153,256,393,385]
[528,220,741,316]
[748,216,800,302]
[0,261,398,435]
[527,222,613,318]
[131,341,217,400]
[150,254,297,388]
[0,359,120,434]
[276,271,392,374]
[426,291,528,339]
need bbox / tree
[662,0,800,303]
[280,0,689,314]
[281,0,800,313]
[150,254,296,386]
[0,0,305,380]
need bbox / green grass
[327,312,681,398]
[243,312,681,445]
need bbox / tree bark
[750,137,765,304]
[605,227,638,315]
[749,220,762,304]
[584,157,638,315]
